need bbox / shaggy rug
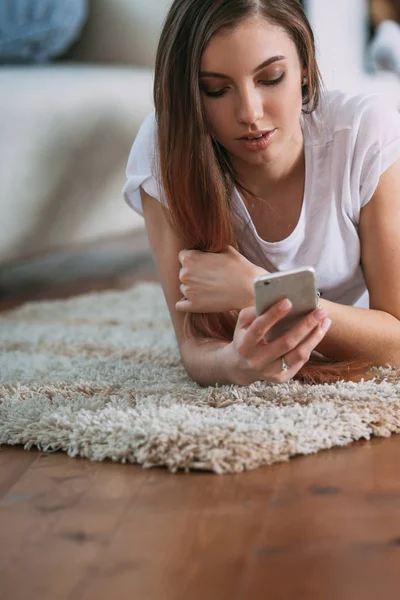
[1,282,400,474]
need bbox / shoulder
[126,110,159,176]
[133,111,158,150]
[141,110,157,132]
[322,89,382,120]
[123,111,166,213]
[308,89,400,145]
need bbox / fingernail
[279,298,292,311]
[321,318,332,332]
[314,307,328,322]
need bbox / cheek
[273,88,303,126]
[280,96,301,121]
[204,102,232,137]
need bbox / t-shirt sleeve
[122,111,168,216]
[356,95,400,208]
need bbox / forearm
[239,267,400,366]
[180,338,237,387]
[315,299,400,366]
[176,264,267,387]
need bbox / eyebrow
[199,55,286,79]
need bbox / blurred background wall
[0,0,172,268]
[307,0,400,103]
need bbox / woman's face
[199,17,306,169]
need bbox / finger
[175,298,193,312]
[257,315,331,380]
[237,305,258,329]
[178,250,190,265]
[179,283,187,297]
[269,306,329,361]
[280,317,332,371]
[178,249,199,265]
[238,299,292,357]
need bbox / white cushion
[65,0,173,67]
[0,64,152,264]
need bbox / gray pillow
[0,0,88,64]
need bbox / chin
[243,148,276,165]
[221,141,277,167]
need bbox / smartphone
[253,266,319,342]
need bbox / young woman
[123,0,400,386]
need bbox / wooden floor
[2,236,400,599]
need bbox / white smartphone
[253,266,319,343]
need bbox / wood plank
[68,469,252,600]
[0,446,40,500]
[47,436,400,600]
[236,435,400,600]
[0,451,153,600]
[2,436,400,599]
[0,267,158,313]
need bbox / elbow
[385,324,400,367]
[179,339,204,385]
[375,338,400,369]
[384,350,400,369]
[179,337,234,387]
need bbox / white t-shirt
[123,90,400,309]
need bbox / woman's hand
[175,245,267,313]
[223,298,332,385]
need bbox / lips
[237,129,277,151]
[238,129,274,140]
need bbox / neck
[232,123,305,200]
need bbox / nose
[236,86,264,125]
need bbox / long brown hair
[153,0,398,384]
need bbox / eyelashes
[201,72,286,98]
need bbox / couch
[0,0,172,267]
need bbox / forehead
[201,17,299,69]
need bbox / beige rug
[1,282,400,474]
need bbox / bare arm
[314,299,400,366]
[314,159,400,368]
[140,188,237,384]
[180,338,237,386]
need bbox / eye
[200,72,286,98]
[201,87,229,98]
[261,72,285,86]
